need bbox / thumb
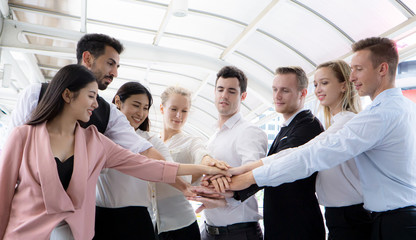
[195,204,206,214]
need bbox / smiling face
[88,45,120,90]
[272,73,305,120]
[350,49,383,100]
[314,67,346,114]
[161,93,190,132]
[68,81,99,122]
[117,93,150,130]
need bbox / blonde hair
[316,60,361,128]
[160,86,192,106]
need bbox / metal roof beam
[220,0,281,59]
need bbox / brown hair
[27,65,96,125]
[351,37,398,79]
[216,66,248,93]
[275,66,308,90]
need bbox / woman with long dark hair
[0,65,227,240]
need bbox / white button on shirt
[255,88,416,212]
[204,112,267,227]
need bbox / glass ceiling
[1,0,416,139]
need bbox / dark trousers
[94,206,156,240]
[158,221,200,240]
[325,204,372,240]
[201,222,262,240]
[371,206,416,240]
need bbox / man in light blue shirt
[228,37,416,240]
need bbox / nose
[273,90,282,100]
[315,84,321,94]
[136,108,144,118]
[93,97,99,109]
[349,70,356,83]
[110,66,118,78]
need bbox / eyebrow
[89,90,97,94]
[133,100,149,106]
[109,58,120,68]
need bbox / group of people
[0,32,414,240]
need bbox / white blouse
[155,132,208,233]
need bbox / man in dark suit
[234,66,325,240]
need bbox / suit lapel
[267,110,311,156]
[36,122,76,214]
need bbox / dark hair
[352,37,398,79]
[27,65,96,125]
[216,66,248,93]
[275,66,308,90]
[112,82,153,131]
[76,33,124,64]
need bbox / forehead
[216,77,240,89]
[166,93,190,106]
[351,49,372,66]
[98,45,120,62]
[314,67,335,80]
[127,94,150,104]
[273,73,298,89]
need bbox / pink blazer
[0,122,179,240]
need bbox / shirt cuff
[253,166,268,187]
[162,162,180,183]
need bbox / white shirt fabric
[95,129,172,208]
[8,83,152,154]
[204,112,267,227]
[155,132,208,233]
[255,88,416,212]
[316,111,362,207]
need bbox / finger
[195,204,206,214]
[226,176,232,182]
[216,178,226,193]
[211,179,220,193]
[222,177,230,189]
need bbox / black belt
[371,205,416,219]
[205,222,258,235]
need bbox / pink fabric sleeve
[98,131,179,183]
[0,127,25,238]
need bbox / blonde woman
[313,60,371,240]
[157,86,227,240]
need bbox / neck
[218,112,236,129]
[370,77,395,100]
[282,108,302,122]
[46,112,77,136]
[162,127,180,142]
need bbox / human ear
[114,95,122,110]
[379,62,389,77]
[160,104,164,114]
[241,92,247,101]
[62,88,73,103]
[301,88,308,97]
[82,51,94,68]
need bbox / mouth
[317,95,325,101]
[354,84,362,90]
[104,76,113,85]
[132,116,142,123]
[87,109,93,116]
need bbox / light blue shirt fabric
[254,88,416,212]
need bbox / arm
[8,83,41,129]
[0,128,25,238]
[105,103,153,154]
[253,110,385,188]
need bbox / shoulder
[294,110,322,128]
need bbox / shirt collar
[369,88,402,110]
[280,108,305,127]
[218,112,242,130]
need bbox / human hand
[189,185,224,199]
[200,175,232,193]
[187,196,227,213]
[201,156,230,171]
[228,171,256,191]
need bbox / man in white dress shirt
[229,37,416,240]
[201,66,267,240]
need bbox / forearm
[140,147,165,161]
[177,164,206,176]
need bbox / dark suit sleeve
[234,115,323,202]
